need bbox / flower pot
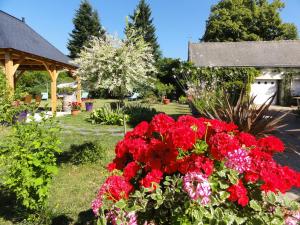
[35,95,42,104]
[163,98,170,104]
[71,110,80,116]
[24,95,32,104]
[85,102,94,112]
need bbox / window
[264,82,267,84]
[258,82,261,84]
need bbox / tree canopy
[67,0,105,59]
[74,27,157,100]
[202,0,298,42]
[127,0,161,60]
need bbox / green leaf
[115,199,127,209]
[249,200,261,212]
[266,192,276,204]
[34,178,43,186]
[214,207,224,220]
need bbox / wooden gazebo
[0,10,79,113]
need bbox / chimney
[21,17,25,23]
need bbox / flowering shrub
[92,114,300,224]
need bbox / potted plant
[163,96,170,104]
[70,101,81,116]
[84,99,94,112]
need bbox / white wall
[256,69,284,80]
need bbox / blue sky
[0,0,300,60]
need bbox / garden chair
[128,92,140,101]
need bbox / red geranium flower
[258,136,285,154]
[125,121,150,140]
[208,132,240,160]
[123,161,141,181]
[148,113,175,136]
[100,175,133,202]
[140,169,163,190]
[178,154,214,176]
[177,115,206,139]
[237,132,257,148]
[166,122,197,151]
[227,180,249,207]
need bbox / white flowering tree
[74,27,157,101]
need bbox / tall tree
[202,0,298,42]
[67,0,105,59]
[127,0,161,60]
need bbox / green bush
[0,117,61,211]
[0,72,29,125]
[178,95,187,104]
[89,104,128,125]
[60,141,107,165]
[124,103,158,126]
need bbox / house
[188,40,300,105]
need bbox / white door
[250,80,278,105]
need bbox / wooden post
[43,63,58,114]
[4,52,14,93]
[76,75,82,103]
[50,68,58,114]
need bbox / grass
[0,99,190,225]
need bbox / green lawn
[0,99,190,225]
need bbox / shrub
[178,95,187,104]
[89,105,128,126]
[141,92,158,104]
[124,103,158,126]
[60,141,107,165]
[1,117,61,210]
[92,114,300,224]
[192,89,286,137]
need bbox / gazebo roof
[0,10,75,69]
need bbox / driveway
[270,106,300,199]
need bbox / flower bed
[92,114,300,224]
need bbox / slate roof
[188,40,300,68]
[0,10,74,67]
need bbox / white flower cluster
[73,28,157,98]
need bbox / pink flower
[285,211,300,225]
[183,172,211,205]
[225,148,251,174]
[106,209,138,225]
[91,198,102,216]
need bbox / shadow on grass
[74,209,96,225]
[51,215,74,225]
[57,141,107,166]
[50,209,95,225]
[0,186,28,223]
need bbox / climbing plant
[174,62,260,96]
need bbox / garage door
[250,80,278,105]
